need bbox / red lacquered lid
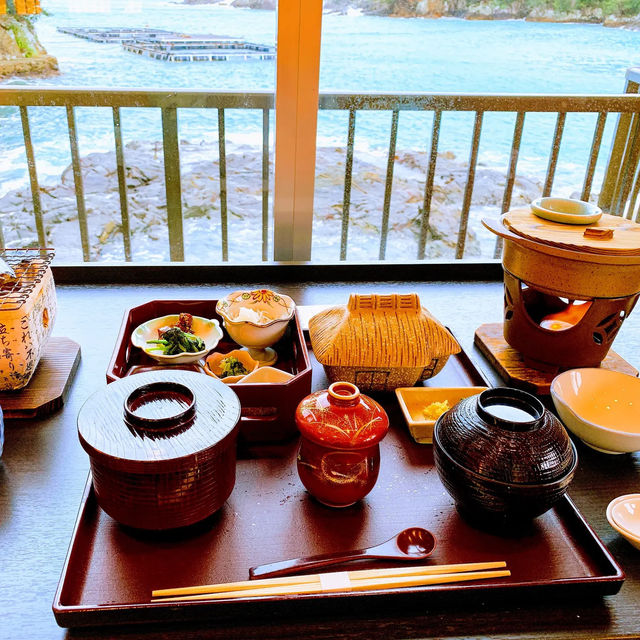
[295,381,389,449]
[77,370,240,473]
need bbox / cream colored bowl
[216,289,295,366]
[606,494,640,550]
[611,495,640,538]
[551,368,640,454]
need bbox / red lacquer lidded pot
[295,382,389,507]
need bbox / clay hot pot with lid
[77,370,241,530]
[433,387,578,525]
[483,213,640,370]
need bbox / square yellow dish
[395,386,488,444]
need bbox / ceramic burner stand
[503,270,639,371]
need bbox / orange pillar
[0,0,7,14]
[25,0,35,13]
[273,0,323,261]
[14,0,27,14]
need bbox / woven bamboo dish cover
[308,293,460,392]
[504,208,640,256]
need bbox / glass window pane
[0,0,276,263]
[314,7,637,261]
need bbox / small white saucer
[531,197,602,225]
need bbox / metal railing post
[599,68,640,213]
[112,107,132,261]
[19,106,46,248]
[66,105,91,261]
[161,106,185,262]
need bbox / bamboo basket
[309,293,460,392]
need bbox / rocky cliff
[0,15,57,78]
[188,0,640,28]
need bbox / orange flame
[540,301,592,331]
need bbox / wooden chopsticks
[152,561,510,602]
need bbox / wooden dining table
[2,273,640,640]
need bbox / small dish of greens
[204,349,259,384]
[131,314,223,364]
[146,327,206,355]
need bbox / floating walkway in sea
[123,35,275,62]
[56,27,275,62]
[56,27,175,43]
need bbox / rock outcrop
[0,140,542,262]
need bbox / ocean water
[0,1,639,256]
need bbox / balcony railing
[2,86,640,264]
[598,66,640,222]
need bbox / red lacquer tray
[106,299,312,443]
[54,348,623,628]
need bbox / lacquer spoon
[249,527,437,579]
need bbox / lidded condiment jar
[295,382,389,508]
[433,387,578,524]
[77,370,240,530]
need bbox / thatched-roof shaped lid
[309,293,460,368]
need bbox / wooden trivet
[0,337,81,419]
[474,323,638,395]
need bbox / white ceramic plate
[131,314,223,364]
[531,197,602,225]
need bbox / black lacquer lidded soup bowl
[433,387,577,526]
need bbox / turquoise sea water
[1,0,640,195]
